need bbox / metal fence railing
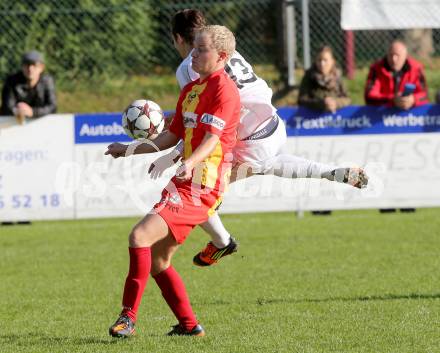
[153,0,279,69]
[0,0,439,86]
[0,0,278,83]
[292,0,440,70]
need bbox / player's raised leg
[192,117,367,268]
[267,154,368,189]
[190,158,368,269]
[235,116,368,188]
[330,167,369,189]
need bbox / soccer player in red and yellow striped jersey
[155,63,240,242]
[105,25,240,338]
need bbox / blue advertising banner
[75,113,130,144]
[277,104,440,137]
[75,105,440,143]
[74,111,174,144]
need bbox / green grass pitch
[1,209,439,353]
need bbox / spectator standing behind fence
[1,50,57,124]
[298,45,350,113]
[364,40,428,110]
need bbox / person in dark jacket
[1,50,57,123]
[364,40,428,110]
[298,45,350,113]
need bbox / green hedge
[0,0,155,82]
[0,0,279,85]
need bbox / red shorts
[153,181,222,244]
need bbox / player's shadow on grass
[255,292,440,305]
[0,332,119,346]
[73,337,121,345]
[197,293,440,306]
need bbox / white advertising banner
[71,145,175,219]
[1,108,440,221]
[70,109,440,218]
[341,0,440,30]
[68,113,170,219]
[0,115,75,221]
[223,133,440,213]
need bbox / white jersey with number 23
[176,50,277,140]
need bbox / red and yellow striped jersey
[169,68,240,193]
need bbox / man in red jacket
[364,40,428,110]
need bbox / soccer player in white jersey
[149,9,368,267]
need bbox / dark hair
[315,45,335,60]
[171,9,206,44]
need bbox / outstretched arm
[104,131,180,159]
[33,76,57,117]
[364,64,393,106]
[1,77,17,116]
[148,140,184,179]
[412,66,429,106]
[298,73,326,111]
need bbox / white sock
[199,212,231,248]
[267,154,337,180]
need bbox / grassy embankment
[56,65,440,114]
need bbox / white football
[122,99,165,140]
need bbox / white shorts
[233,116,287,173]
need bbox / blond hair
[198,25,236,60]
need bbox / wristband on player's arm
[172,140,184,162]
[171,149,182,163]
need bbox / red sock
[153,266,198,331]
[121,247,151,322]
